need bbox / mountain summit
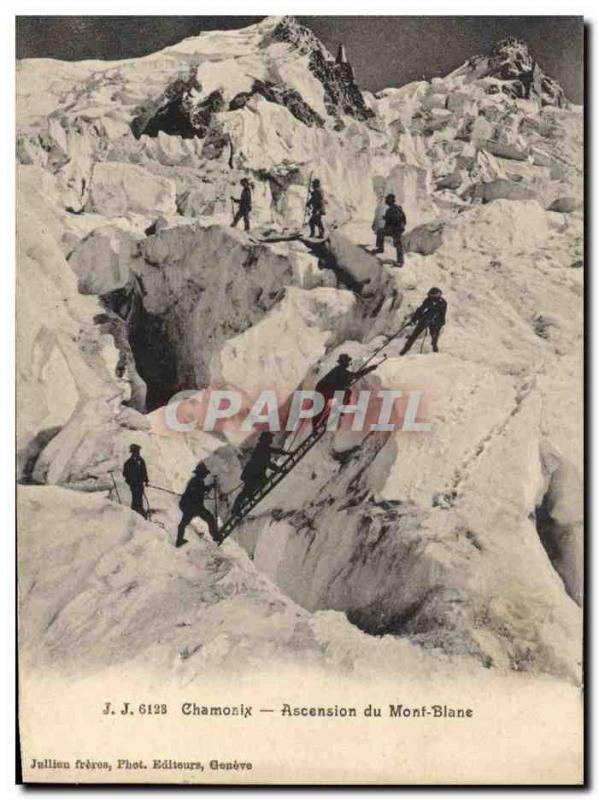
[451,36,568,107]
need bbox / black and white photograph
[14,12,584,785]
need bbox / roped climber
[375,193,406,267]
[122,443,149,518]
[400,287,447,355]
[176,463,220,547]
[231,178,252,232]
[231,432,287,517]
[312,353,380,431]
[306,178,326,239]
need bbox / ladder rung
[217,426,327,545]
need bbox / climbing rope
[360,318,413,368]
[147,483,180,497]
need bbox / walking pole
[108,470,121,504]
[303,171,313,226]
[143,488,152,521]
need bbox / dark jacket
[238,186,252,211]
[179,475,212,512]
[413,296,447,327]
[315,363,377,398]
[384,204,407,232]
[123,456,148,487]
[241,441,286,482]
[308,188,325,213]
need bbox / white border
[2,5,594,797]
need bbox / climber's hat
[385,193,396,204]
[194,463,210,476]
[337,353,352,366]
[312,178,321,187]
[240,177,250,186]
[258,431,274,442]
[428,287,442,296]
[129,443,141,453]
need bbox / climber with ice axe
[311,352,385,432]
[399,287,447,355]
[231,178,252,232]
[122,443,149,518]
[374,193,406,267]
[305,177,326,239]
[175,462,220,548]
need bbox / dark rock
[131,67,225,140]
[467,38,568,108]
[309,50,374,122]
[269,15,323,55]
[230,79,325,127]
[271,16,373,123]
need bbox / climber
[312,353,379,431]
[306,178,326,239]
[231,178,252,232]
[375,193,406,266]
[400,287,447,355]
[176,463,219,547]
[122,443,149,518]
[231,432,287,517]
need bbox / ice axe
[213,478,219,522]
[359,346,392,373]
[143,488,153,521]
[108,469,121,504]
[367,354,388,373]
[360,320,412,369]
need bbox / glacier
[16,16,583,686]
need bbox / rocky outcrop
[230,79,324,127]
[271,17,374,124]
[131,70,225,139]
[309,50,374,124]
[465,38,568,107]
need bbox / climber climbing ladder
[215,309,420,544]
[217,422,329,545]
[217,347,392,544]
